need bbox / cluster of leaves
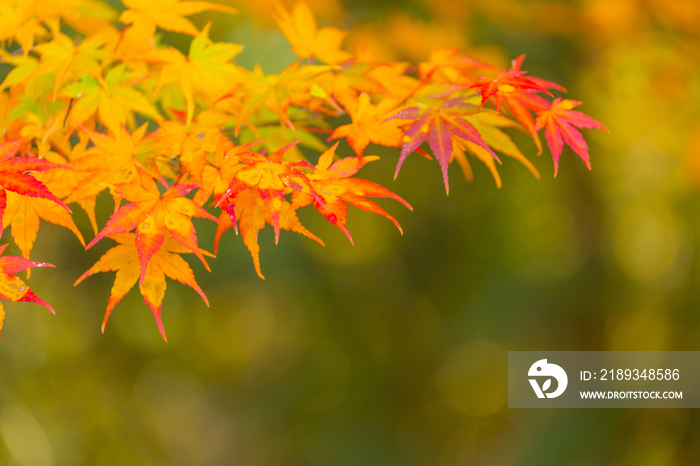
[0,0,606,340]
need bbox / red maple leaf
[534,98,608,175]
[0,243,55,338]
[0,139,71,225]
[386,99,500,194]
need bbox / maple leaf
[60,65,161,134]
[120,0,236,36]
[213,143,325,278]
[215,143,323,238]
[460,111,541,186]
[152,23,243,125]
[485,55,567,154]
[417,48,494,84]
[323,61,388,104]
[30,32,110,98]
[0,2,47,53]
[75,233,211,341]
[293,142,412,242]
[0,139,71,226]
[468,56,552,109]
[0,55,39,92]
[386,99,500,194]
[64,125,157,211]
[218,61,333,134]
[86,171,219,285]
[197,139,259,204]
[152,121,226,186]
[274,1,352,65]
[0,243,54,339]
[328,93,405,160]
[215,189,322,279]
[2,192,85,264]
[534,98,608,176]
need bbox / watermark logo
[528,359,568,398]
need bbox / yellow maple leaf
[120,0,236,36]
[2,192,85,266]
[274,1,352,65]
[75,233,212,341]
[152,23,243,125]
[60,65,161,134]
[31,32,110,98]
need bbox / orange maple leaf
[65,125,157,213]
[152,120,226,185]
[0,243,54,339]
[215,189,322,279]
[214,143,325,278]
[293,142,412,242]
[215,143,324,241]
[86,170,218,284]
[197,139,260,204]
[328,93,405,159]
[75,233,211,341]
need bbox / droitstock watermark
[509,352,700,408]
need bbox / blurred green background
[3,0,700,464]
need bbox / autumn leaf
[329,93,405,160]
[65,125,156,211]
[215,189,322,279]
[293,142,412,242]
[152,120,226,186]
[2,192,85,264]
[120,0,236,36]
[213,143,326,278]
[215,142,325,242]
[484,55,567,154]
[0,243,54,339]
[197,139,259,204]
[218,61,333,134]
[152,23,243,125]
[31,32,110,98]
[534,97,608,175]
[86,170,218,285]
[0,55,39,91]
[386,99,500,194]
[418,48,493,84]
[0,2,47,53]
[463,111,540,184]
[60,65,161,134]
[274,1,352,65]
[75,233,211,341]
[0,139,71,225]
[468,55,552,109]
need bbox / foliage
[0,0,605,340]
